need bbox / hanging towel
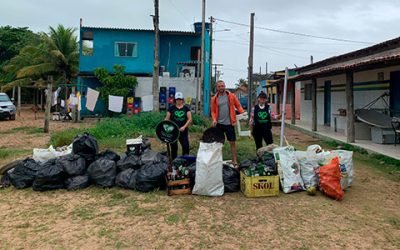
[108,95,123,112]
[86,87,99,111]
[141,95,153,112]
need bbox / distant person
[211,80,245,168]
[249,91,281,150]
[165,92,192,160]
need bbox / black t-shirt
[168,105,190,128]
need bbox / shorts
[217,123,236,142]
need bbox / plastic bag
[223,164,240,192]
[87,158,116,188]
[65,175,90,190]
[32,159,66,191]
[33,145,57,163]
[295,151,320,188]
[97,149,121,162]
[135,162,168,192]
[273,146,305,193]
[332,150,354,187]
[72,133,99,164]
[116,154,142,172]
[318,157,344,200]
[141,149,166,165]
[8,158,41,189]
[115,169,138,189]
[192,142,224,196]
[57,154,86,176]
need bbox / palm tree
[2,25,79,91]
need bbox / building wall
[80,28,154,74]
[300,65,400,129]
[159,35,201,77]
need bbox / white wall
[300,65,400,128]
[136,76,198,99]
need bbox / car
[0,93,16,120]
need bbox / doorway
[324,81,331,125]
[390,71,400,117]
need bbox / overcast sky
[1,0,400,87]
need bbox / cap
[258,92,267,98]
[175,92,184,99]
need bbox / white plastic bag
[33,145,57,162]
[295,151,319,188]
[192,142,224,196]
[273,146,305,193]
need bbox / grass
[0,126,43,135]
[0,147,31,159]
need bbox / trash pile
[272,144,353,200]
[1,133,169,192]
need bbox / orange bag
[319,157,344,201]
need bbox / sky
[1,0,400,88]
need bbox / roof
[80,26,199,36]
[296,47,400,80]
[297,36,400,73]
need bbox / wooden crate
[166,177,191,196]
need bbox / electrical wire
[214,17,374,45]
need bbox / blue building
[78,20,211,114]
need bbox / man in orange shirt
[211,80,245,167]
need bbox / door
[390,71,400,117]
[324,81,331,125]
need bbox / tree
[235,78,248,88]
[94,64,138,114]
[2,25,79,91]
[0,26,40,87]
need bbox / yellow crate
[240,171,279,197]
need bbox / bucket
[126,138,142,155]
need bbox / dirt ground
[0,107,399,249]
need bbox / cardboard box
[240,171,279,197]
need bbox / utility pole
[44,76,52,133]
[152,0,160,111]
[200,0,206,115]
[209,16,214,94]
[247,12,255,115]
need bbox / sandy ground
[0,106,399,249]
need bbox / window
[82,31,93,56]
[304,83,312,100]
[115,42,137,57]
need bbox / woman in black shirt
[164,92,192,159]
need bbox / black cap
[258,92,267,98]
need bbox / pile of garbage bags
[272,145,353,200]
[1,133,169,192]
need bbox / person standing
[249,91,280,150]
[211,80,245,167]
[165,92,192,160]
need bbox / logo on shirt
[258,111,268,120]
[174,110,185,118]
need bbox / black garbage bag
[141,137,151,151]
[33,159,66,191]
[87,158,116,188]
[188,162,196,188]
[135,162,168,192]
[72,133,99,164]
[57,154,86,176]
[202,127,225,143]
[65,175,90,190]
[8,158,41,189]
[97,149,121,162]
[115,169,138,189]
[116,153,142,172]
[141,149,166,165]
[223,164,240,192]
[0,169,12,188]
[259,151,276,167]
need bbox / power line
[214,17,374,45]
